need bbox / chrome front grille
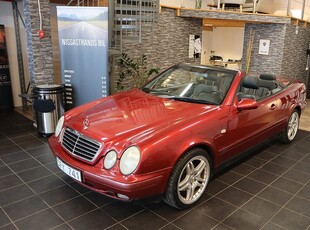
[61,128,102,162]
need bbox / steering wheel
[212,89,225,98]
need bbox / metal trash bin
[33,84,64,136]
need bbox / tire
[163,148,211,209]
[279,109,299,144]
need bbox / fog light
[117,193,129,200]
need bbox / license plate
[56,157,82,182]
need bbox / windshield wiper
[145,89,174,96]
[142,89,218,105]
[163,96,219,105]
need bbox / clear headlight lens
[55,116,64,137]
[119,146,141,175]
[104,150,117,170]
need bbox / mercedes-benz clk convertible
[48,63,307,209]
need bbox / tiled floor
[0,110,309,230]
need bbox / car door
[218,95,281,163]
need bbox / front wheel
[163,148,211,209]
[279,109,299,144]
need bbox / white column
[287,0,291,16]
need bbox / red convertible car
[48,63,307,209]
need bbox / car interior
[146,68,236,104]
[237,74,283,101]
[191,71,234,104]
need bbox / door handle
[270,104,277,110]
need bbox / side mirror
[237,98,258,111]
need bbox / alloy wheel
[287,111,299,141]
[177,156,210,205]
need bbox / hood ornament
[83,117,90,129]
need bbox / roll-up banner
[57,7,109,110]
[0,25,14,112]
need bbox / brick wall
[122,8,202,69]
[242,23,286,76]
[24,0,54,86]
[242,22,310,83]
[170,8,310,83]
[179,9,291,24]
[117,7,310,91]
[116,8,202,91]
[281,23,310,82]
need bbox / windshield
[142,64,237,105]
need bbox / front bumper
[48,136,171,201]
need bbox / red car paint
[48,64,307,202]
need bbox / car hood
[66,89,217,143]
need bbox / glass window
[142,64,237,105]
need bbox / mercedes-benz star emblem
[83,117,90,129]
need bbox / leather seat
[256,73,277,98]
[193,84,222,104]
[237,76,259,101]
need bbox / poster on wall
[57,7,109,110]
[0,25,14,112]
[259,39,270,55]
[189,35,201,58]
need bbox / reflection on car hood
[66,89,217,142]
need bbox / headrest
[258,79,276,90]
[207,71,218,81]
[260,73,276,81]
[243,76,259,89]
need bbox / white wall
[289,0,310,19]
[258,0,310,19]
[160,0,245,69]
[0,1,29,107]
[201,27,244,68]
[160,0,310,19]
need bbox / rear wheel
[163,148,211,209]
[279,109,299,144]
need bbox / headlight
[104,150,117,170]
[119,146,141,175]
[55,116,64,137]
